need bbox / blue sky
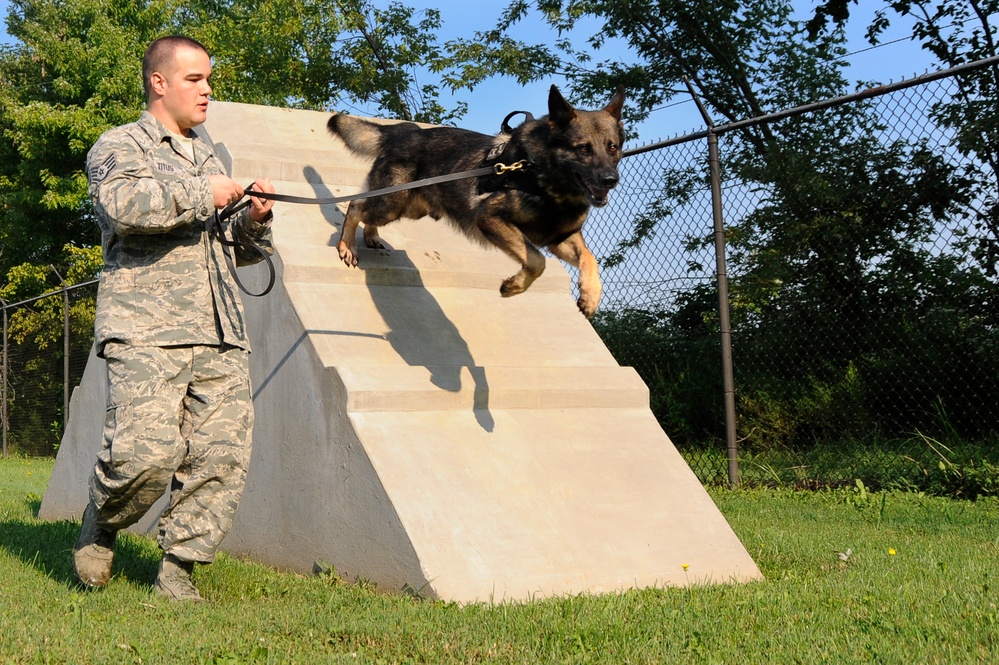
[0,0,937,141]
[392,1,937,139]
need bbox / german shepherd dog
[326,85,625,317]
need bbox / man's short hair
[142,36,209,100]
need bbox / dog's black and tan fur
[326,85,625,317]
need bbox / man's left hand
[248,178,275,223]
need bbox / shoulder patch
[89,153,116,184]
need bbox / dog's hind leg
[549,231,602,317]
[363,223,387,250]
[500,244,546,298]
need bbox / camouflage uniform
[84,110,272,562]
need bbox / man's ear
[149,71,168,97]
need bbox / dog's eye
[577,144,593,155]
[608,143,619,155]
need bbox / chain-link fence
[1,281,97,458]
[587,56,999,489]
[4,59,998,494]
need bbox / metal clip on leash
[494,160,529,174]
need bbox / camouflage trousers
[89,342,254,563]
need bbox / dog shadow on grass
[303,166,494,432]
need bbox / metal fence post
[1,296,7,458]
[706,129,740,488]
[685,80,740,487]
[51,266,70,430]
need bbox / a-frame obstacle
[40,102,761,602]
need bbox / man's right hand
[208,174,245,209]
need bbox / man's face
[156,45,212,134]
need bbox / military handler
[72,35,276,601]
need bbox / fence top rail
[623,54,999,158]
[0,278,99,311]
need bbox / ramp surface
[41,101,761,601]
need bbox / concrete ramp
[41,101,761,601]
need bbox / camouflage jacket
[87,111,273,357]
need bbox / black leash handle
[212,209,276,298]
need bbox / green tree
[2,244,102,349]
[0,0,150,275]
[808,0,999,274]
[442,1,877,259]
[181,0,466,122]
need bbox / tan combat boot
[154,553,205,602]
[71,503,117,588]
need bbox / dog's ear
[603,86,626,120]
[548,85,577,126]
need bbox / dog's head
[546,85,626,208]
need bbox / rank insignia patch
[89,153,117,184]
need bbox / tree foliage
[1,244,102,348]
[806,0,999,273]
[179,0,466,122]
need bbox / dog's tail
[326,114,384,158]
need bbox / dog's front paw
[576,293,598,318]
[337,241,359,267]
[576,276,601,318]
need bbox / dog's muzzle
[578,171,619,208]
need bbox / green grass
[1,456,997,664]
